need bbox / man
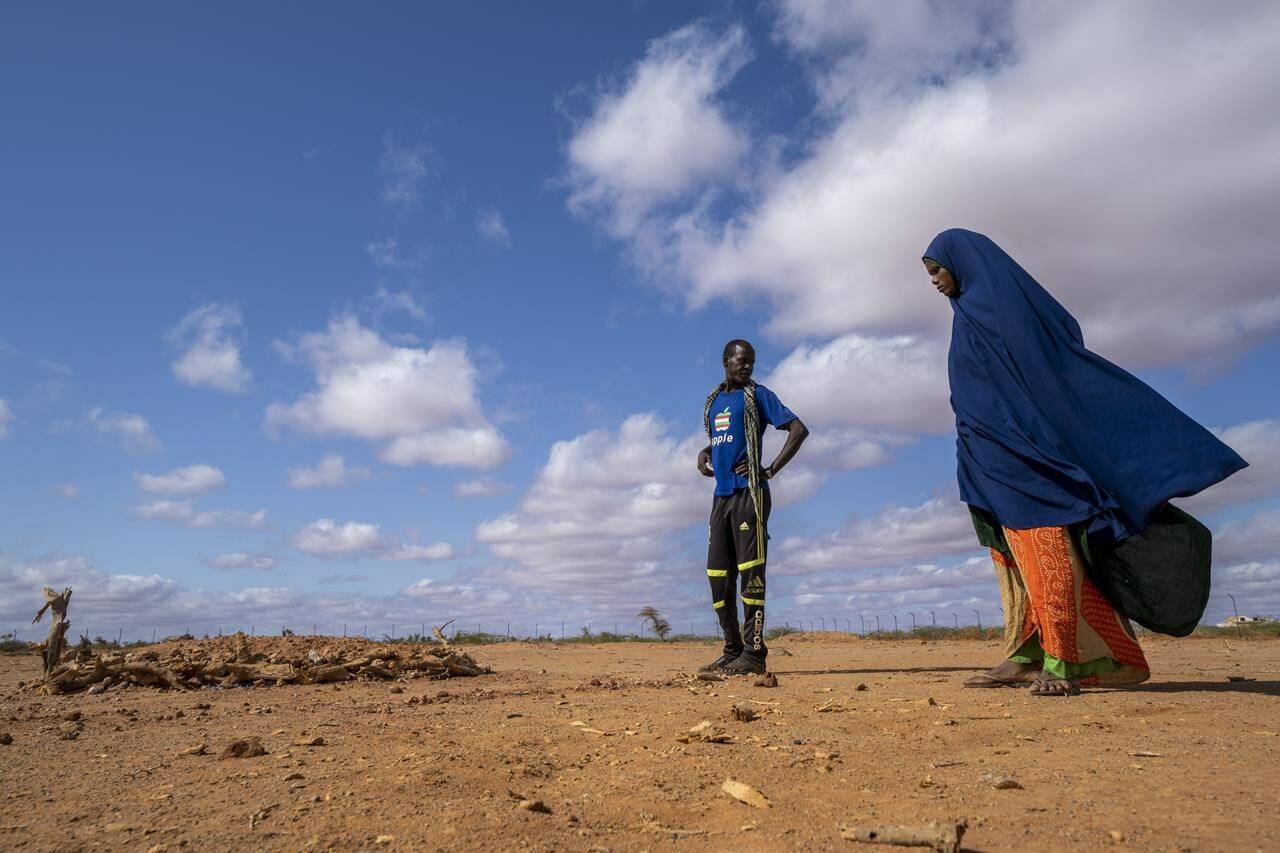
[697,339,808,674]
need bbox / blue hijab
[924,228,1247,546]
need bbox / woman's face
[923,259,959,298]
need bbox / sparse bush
[638,606,671,640]
[766,625,801,640]
[1,632,30,653]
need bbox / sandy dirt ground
[2,634,1278,852]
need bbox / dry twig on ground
[838,820,966,853]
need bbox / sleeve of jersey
[757,385,797,428]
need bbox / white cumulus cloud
[285,453,372,489]
[376,542,455,562]
[207,552,277,571]
[135,464,227,496]
[167,303,251,393]
[454,478,510,498]
[0,398,13,438]
[1176,420,1280,515]
[132,500,266,529]
[566,22,751,237]
[775,496,979,577]
[293,519,382,556]
[266,316,512,469]
[476,414,715,598]
[574,3,1280,372]
[87,406,161,453]
[763,334,951,434]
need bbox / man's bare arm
[733,419,809,480]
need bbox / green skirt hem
[1007,635,1123,679]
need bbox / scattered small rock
[754,673,778,688]
[62,710,82,721]
[721,778,769,809]
[284,772,304,782]
[0,732,13,745]
[58,721,82,740]
[678,720,734,744]
[978,773,1022,790]
[298,736,325,747]
[1226,675,1254,683]
[375,835,395,845]
[855,683,868,691]
[179,742,209,756]
[1109,830,1127,844]
[389,686,404,694]
[219,737,268,759]
[731,703,758,723]
[519,799,552,814]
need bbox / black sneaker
[724,653,767,675]
[699,653,742,672]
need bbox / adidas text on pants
[706,487,771,659]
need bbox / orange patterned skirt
[992,525,1149,685]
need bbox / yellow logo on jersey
[739,521,750,531]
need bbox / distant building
[1216,615,1276,628]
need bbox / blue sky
[3,2,1279,640]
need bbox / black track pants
[706,487,771,659]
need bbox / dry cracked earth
[2,634,1278,851]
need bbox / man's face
[724,344,755,384]
[923,259,959,298]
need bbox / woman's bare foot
[1030,673,1081,696]
[963,659,1040,688]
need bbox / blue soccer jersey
[708,384,796,496]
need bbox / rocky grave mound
[33,628,491,695]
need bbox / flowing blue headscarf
[924,228,1246,546]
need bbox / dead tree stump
[32,586,72,677]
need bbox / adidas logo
[739,521,750,531]
[745,576,764,592]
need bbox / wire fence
[3,595,1264,651]
[3,612,1011,648]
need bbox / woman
[923,228,1246,696]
